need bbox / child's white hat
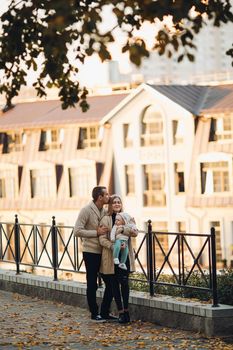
[117,212,132,225]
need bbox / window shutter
[55,164,63,191]
[18,166,23,190]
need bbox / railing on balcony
[0,215,218,307]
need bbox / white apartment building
[0,84,233,269]
[101,83,233,267]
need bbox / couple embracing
[74,186,138,324]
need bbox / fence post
[14,214,20,275]
[210,227,219,307]
[147,220,154,296]
[51,216,58,281]
[177,233,181,285]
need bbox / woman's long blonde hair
[108,194,123,215]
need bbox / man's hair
[92,186,106,202]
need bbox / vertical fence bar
[75,234,83,271]
[73,233,77,271]
[210,227,218,307]
[152,230,156,281]
[33,225,38,265]
[14,214,20,275]
[177,234,181,285]
[208,235,212,289]
[147,220,154,296]
[51,216,58,281]
[0,224,3,260]
[181,235,185,284]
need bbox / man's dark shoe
[101,314,118,321]
[124,311,130,323]
[91,314,106,322]
[118,313,126,324]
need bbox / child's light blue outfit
[113,238,129,264]
[110,212,137,270]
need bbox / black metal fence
[0,215,218,306]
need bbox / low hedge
[129,269,233,305]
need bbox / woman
[99,194,138,323]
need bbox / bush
[217,269,233,305]
[129,269,233,305]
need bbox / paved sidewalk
[0,290,232,350]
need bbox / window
[172,120,184,144]
[216,115,233,141]
[123,123,133,148]
[143,164,166,206]
[77,126,100,149]
[0,178,6,198]
[38,223,48,253]
[174,163,185,194]
[141,105,164,146]
[0,131,26,153]
[200,161,230,194]
[30,168,54,198]
[210,221,222,265]
[176,221,186,233]
[176,221,193,265]
[68,166,95,197]
[125,165,135,195]
[209,115,233,142]
[39,131,47,151]
[151,221,168,266]
[209,118,217,142]
[39,129,64,151]
[0,169,16,198]
[51,130,62,148]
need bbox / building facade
[102,84,233,268]
[0,84,233,269]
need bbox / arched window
[141,105,164,146]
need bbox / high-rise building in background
[108,19,233,86]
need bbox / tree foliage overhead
[0,0,233,111]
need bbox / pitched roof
[149,84,233,115]
[201,84,233,114]
[0,93,128,130]
[1,83,233,131]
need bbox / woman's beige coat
[99,215,137,274]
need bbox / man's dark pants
[83,252,113,317]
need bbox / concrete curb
[0,269,233,336]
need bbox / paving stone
[1,269,233,337]
[0,289,233,350]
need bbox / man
[74,186,115,321]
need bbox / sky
[0,0,162,90]
[1,1,233,96]
[0,1,129,89]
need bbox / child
[110,212,137,270]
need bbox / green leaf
[0,0,232,111]
[177,54,184,63]
[187,53,195,62]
